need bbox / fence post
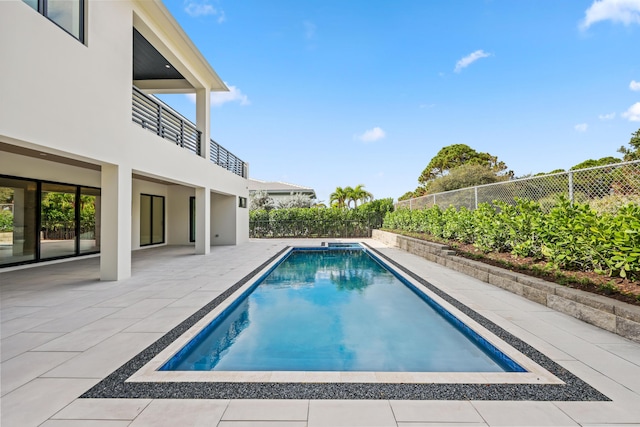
[568,171,574,204]
[474,186,478,210]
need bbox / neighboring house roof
[248,179,316,198]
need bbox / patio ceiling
[133,28,187,86]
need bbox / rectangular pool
[159,247,524,373]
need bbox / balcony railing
[210,138,247,178]
[132,86,201,155]
[132,86,248,178]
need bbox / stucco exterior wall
[0,0,249,278]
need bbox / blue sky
[160,0,640,203]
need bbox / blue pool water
[161,248,525,372]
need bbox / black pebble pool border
[81,244,609,401]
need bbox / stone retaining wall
[372,229,640,344]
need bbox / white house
[0,0,250,280]
[248,179,316,203]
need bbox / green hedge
[383,197,640,280]
[250,199,394,239]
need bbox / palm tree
[350,184,373,208]
[329,187,349,208]
[344,186,355,208]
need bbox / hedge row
[383,197,640,280]
[250,199,394,238]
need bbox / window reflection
[22,0,83,42]
[0,178,37,266]
[80,187,100,254]
[140,194,165,246]
[46,0,81,40]
[40,183,77,259]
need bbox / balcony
[132,86,247,178]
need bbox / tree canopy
[618,128,640,161]
[330,184,374,208]
[426,163,508,194]
[418,144,509,185]
[570,156,621,171]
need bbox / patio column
[100,163,132,280]
[195,186,210,254]
[195,87,211,161]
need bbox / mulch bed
[386,230,640,306]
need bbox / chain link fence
[396,160,640,212]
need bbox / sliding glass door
[40,183,77,259]
[0,177,38,266]
[140,194,165,246]
[0,175,100,267]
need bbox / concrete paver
[1,240,640,426]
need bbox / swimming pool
[158,247,523,373]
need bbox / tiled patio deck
[1,239,640,426]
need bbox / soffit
[133,28,185,81]
[0,142,101,171]
[132,1,227,93]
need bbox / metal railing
[210,138,247,178]
[396,160,640,212]
[132,86,201,155]
[132,86,248,178]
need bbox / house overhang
[132,0,228,94]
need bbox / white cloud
[186,83,250,107]
[599,112,616,120]
[454,50,491,73]
[631,80,640,91]
[580,0,640,30]
[574,123,589,132]
[303,20,317,39]
[211,84,250,106]
[622,102,640,121]
[357,127,386,142]
[184,0,225,21]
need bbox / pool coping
[126,245,561,385]
[81,244,610,401]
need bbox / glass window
[79,187,100,254]
[46,0,82,40]
[189,196,195,243]
[140,194,151,246]
[140,194,164,246]
[23,0,38,11]
[152,196,164,244]
[0,177,38,266]
[40,183,77,259]
[23,0,84,42]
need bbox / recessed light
[165,64,170,69]
[39,153,47,156]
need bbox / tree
[343,186,355,208]
[398,191,415,201]
[350,184,373,207]
[570,156,621,170]
[418,144,509,185]
[618,128,640,161]
[427,163,508,193]
[276,193,315,209]
[249,190,275,211]
[329,187,349,208]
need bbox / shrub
[383,197,640,280]
[0,209,13,232]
